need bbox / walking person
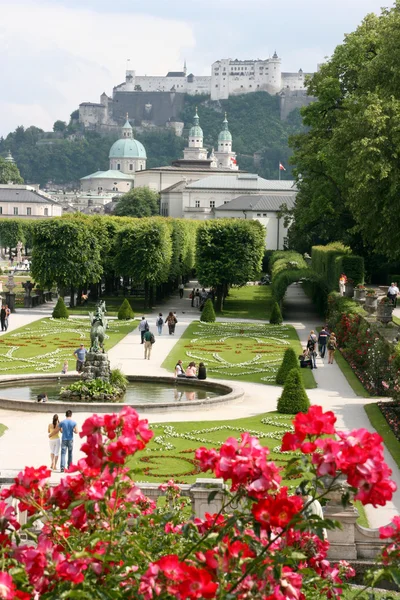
[318,326,330,360]
[4,305,10,331]
[143,328,154,360]
[48,414,60,471]
[73,344,87,373]
[191,288,195,308]
[388,283,398,306]
[327,332,337,364]
[59,410,78,473]
[0,305,6,332]
[166,311,177,335]
[138,316,149,344]
[156,312,164,335]
[194,289,200,308]
[178,282,184,299]
[307,330,318,369]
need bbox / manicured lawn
[0,317,138,375]
[365,402,400,470]
[335,351,371,398]
[162,321,316,388]
[216,285,273,321]
[69,296,154,317]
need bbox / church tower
[215,113,238,170]
[183,108,208,161]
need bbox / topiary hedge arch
[271,268,329,316]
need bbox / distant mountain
[0,93,304,187]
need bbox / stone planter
[365,295,378,314]
[354,288,366,302]
[344,282,355,298]
[376,302,394,324]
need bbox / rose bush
[0,405,398,599]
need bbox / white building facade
[0,185,62,218]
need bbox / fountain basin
[0,374,243,412]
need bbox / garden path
[0,284,399,527]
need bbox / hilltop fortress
[79,54,314,132]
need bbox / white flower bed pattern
[185,322,292,382]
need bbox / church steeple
[122,113,133,139]
[182,107,208,162]
[215,113,238,170]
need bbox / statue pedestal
[6,293,16,313]
[81,352,111,382]
[23,295,31,308]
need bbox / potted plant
[377,296,394,323]
[354,284,366,302]
[344,277,355,298]
[365,289,378,313]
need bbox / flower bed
[378,401,400,440]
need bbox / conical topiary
[275,347,298,385]
[52,297,69,319]
[200,298,216,323]
[277,368,310,414]
[269,301,283,325]
[117,298,135,320]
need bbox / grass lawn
[364,403,400,470]
[162,321,316,388]
[216,285,273,321]
[335,351,371,398]
[0,317,138,375]
[69,296,154,317]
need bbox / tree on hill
[289,4,400,259]
[114,187,159,218]
[0,157,23,184]
[53,120,67,133]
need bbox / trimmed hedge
[275,347,299,385]
[200,299,216,322]
[334,255,364,286]
[271,268,327,306]
[117,298,135,320]
[277,368,310,414]
[270,251,307,279]
[312,242,364,291]
[269,302,283,324]
[52,297,69,319]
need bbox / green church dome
[218,113,232,142]
[189,108,203,138]
[109,138,147,159]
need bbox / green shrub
[326,291,367,333]
[110,368,128,391]
[388,274,400,285]
[52,297,69,319]
[334,255,364,286]
[271,268,327,305]
[275,347,299,385]
[200,299,216,322]
[269,251,307,280]
[117,298,135,320]
[61,379,123,403]
[270,302,283,324]
[277,368,310,414]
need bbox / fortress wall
[112,91,186,127]
[135,76,187,92]
[279,90,316,120]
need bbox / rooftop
[215,194,296,212]
[166,71,186,77]
[139,165,245,174]
[0,186,59,204]
[186,174,297,192]
[80,170,135,181]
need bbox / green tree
[289,4,400,259]
[52,297,69,319]
[0,157,23,184]
[53,120,67,133]
[31,218,103,303]
[269,301,283,324]
[117,298,135,320]
[115,218,172,308]
[114,187,159,218]
[277,368,310,414]
[0,220,25,256]
[200,299,216,323]
[196,220,265,311]
[275,347,299,385]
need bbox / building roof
[109,138,147,159]
[215,194,296,212]
[0,186,59,204]
[139,165,246,174]
[80,170,135,181]
[186,174,297,191]
[166,71,186,77]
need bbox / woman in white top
[175,360,185,377]
[48,414,60,470]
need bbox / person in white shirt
[138,316,149,344]
[387,283,398,306]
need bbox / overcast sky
[0,0,394,137]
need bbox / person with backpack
[327,332,337,364]
[165,311,177,335]
[138,316,149,344]
[143,328,155,360]
[318,326,330,360]
[156,312,164,335]
[307,330,318,369]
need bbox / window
[26,207,31,216]
[257,213,261,217]
[129,164,133,171]
[117,163,121,170]
[44,208,48,216]
[195,200,200,208]
[263,213,267,217]
[215,84,218,88]
[210,200,215,208]
[224,201,228,204]
[13,207,18,216]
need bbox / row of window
[2,207,49,216]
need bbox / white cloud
[0,1,195,135]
